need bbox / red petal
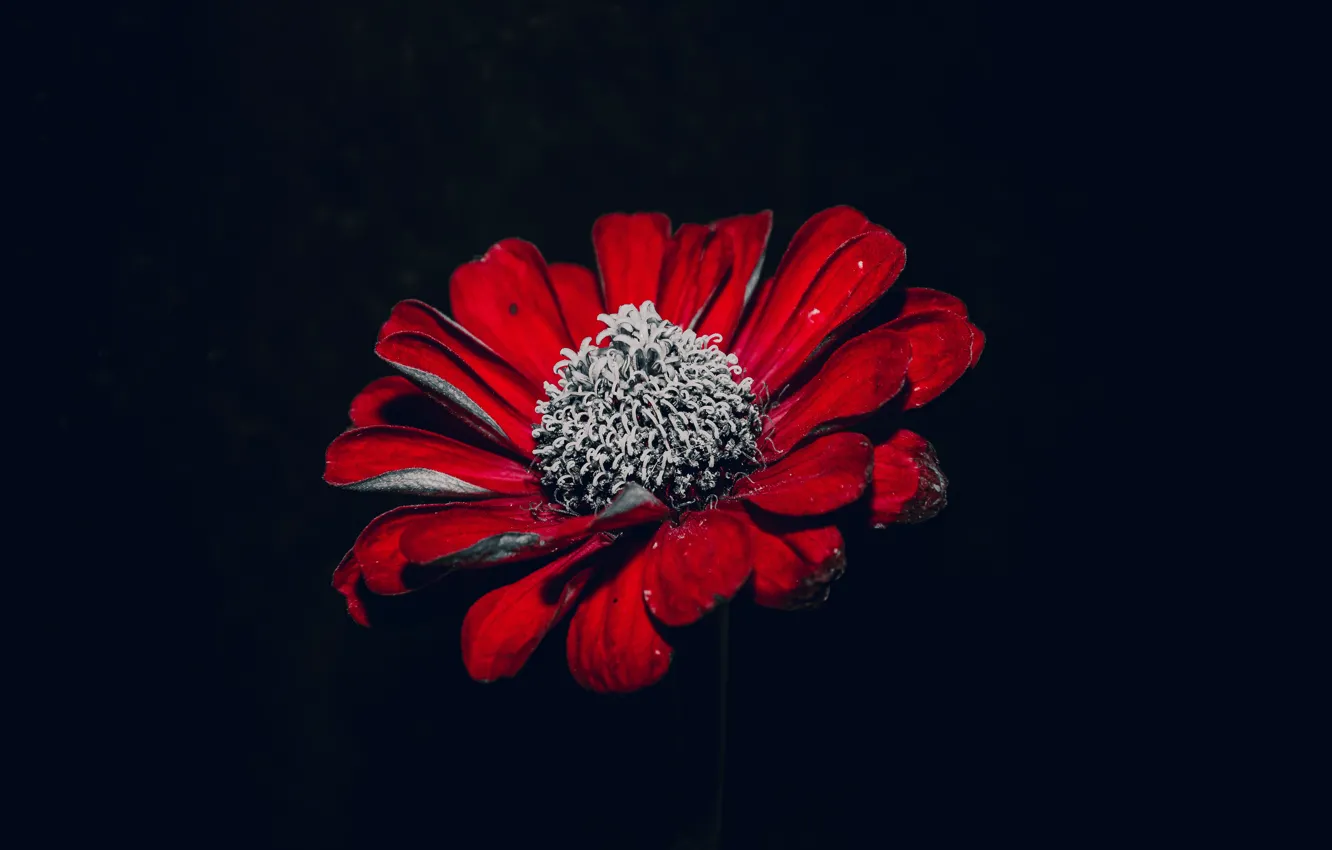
[324,425,539,497]
[377,299,542,417]
[592,212,672,311]
[460,534,613,682]
[765,325,911,455]
[641,507,754,628]
[331,550,371,627]
[349,376,424,427]
[376,331,537,454]
[351,503,453,595]
[694,210,774,343]
[397,484,669,586]
[895,287,968,320]
[970,324,987,366]
[885,309,982,409]
[734,432,873,515]
[449,239,574,388]
[548,262,607,344]
[870,429,948,526]
[566,538,673,693]
[656,223,733,329]
[741,506,846,610]
[347,375,479,439]
[751,229,907,392]
[733,205,876,367]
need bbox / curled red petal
[376,331,537,454]
[566,537,673,693]
[741,506,846,610]
[885,309,982,409]
[694,210,774,343]
[331,550,371,627]
[377,299,542,417]
[870,429,948,526]
[349,376,423,427]
[592,212,672,311]
[548,262,607,345]
[733,205,876,367]
[324,425,539,497]
[347,375,481,440]
[641,506,754,628]
[350,503,454,595]
[397,484,669,585]
[765,325,911,456]
[449,239,574,388]
[461,534,614,683]
[734,432,873,515]
[752,229,907,393]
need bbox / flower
[326,206,984,693]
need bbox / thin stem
[712,601,730,848]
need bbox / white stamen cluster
[532,301,763,513]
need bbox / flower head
[325,206,984,692]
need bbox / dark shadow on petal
[382,393,533,462]
[352,545,584,630]
[535,532,629,605]
[561,525,655,603]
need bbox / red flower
[326,206,984,692]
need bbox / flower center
[532,301,763,513]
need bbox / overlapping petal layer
[693,211,773,341]
[870,429,949,526]
[764,324,911,455]
[886,308,985,409]
[738,505,847,610]
[656,223,735,329]
[748,229,907,392]
[461,534,613,682]
[547,262,607,344]
[377,299,541,417]
[593,212,673,311]
[641,507,754,627]
[449,239,574,388]
[376,331,538,453]
[894,286,969,320]
[332,550,371,627]
[566,535,674,694]
[348,376,426,428]
[734,432,873,515]
[324,425,539,497]
[733,205,878,364]
[350,503,454,595]
[397,484,668,587]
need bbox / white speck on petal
[652,541,659,549]
[857,259,864,269]
[808,308,821,319]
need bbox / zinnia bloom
[326,206,983,692]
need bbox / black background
[33,0,1134,846]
